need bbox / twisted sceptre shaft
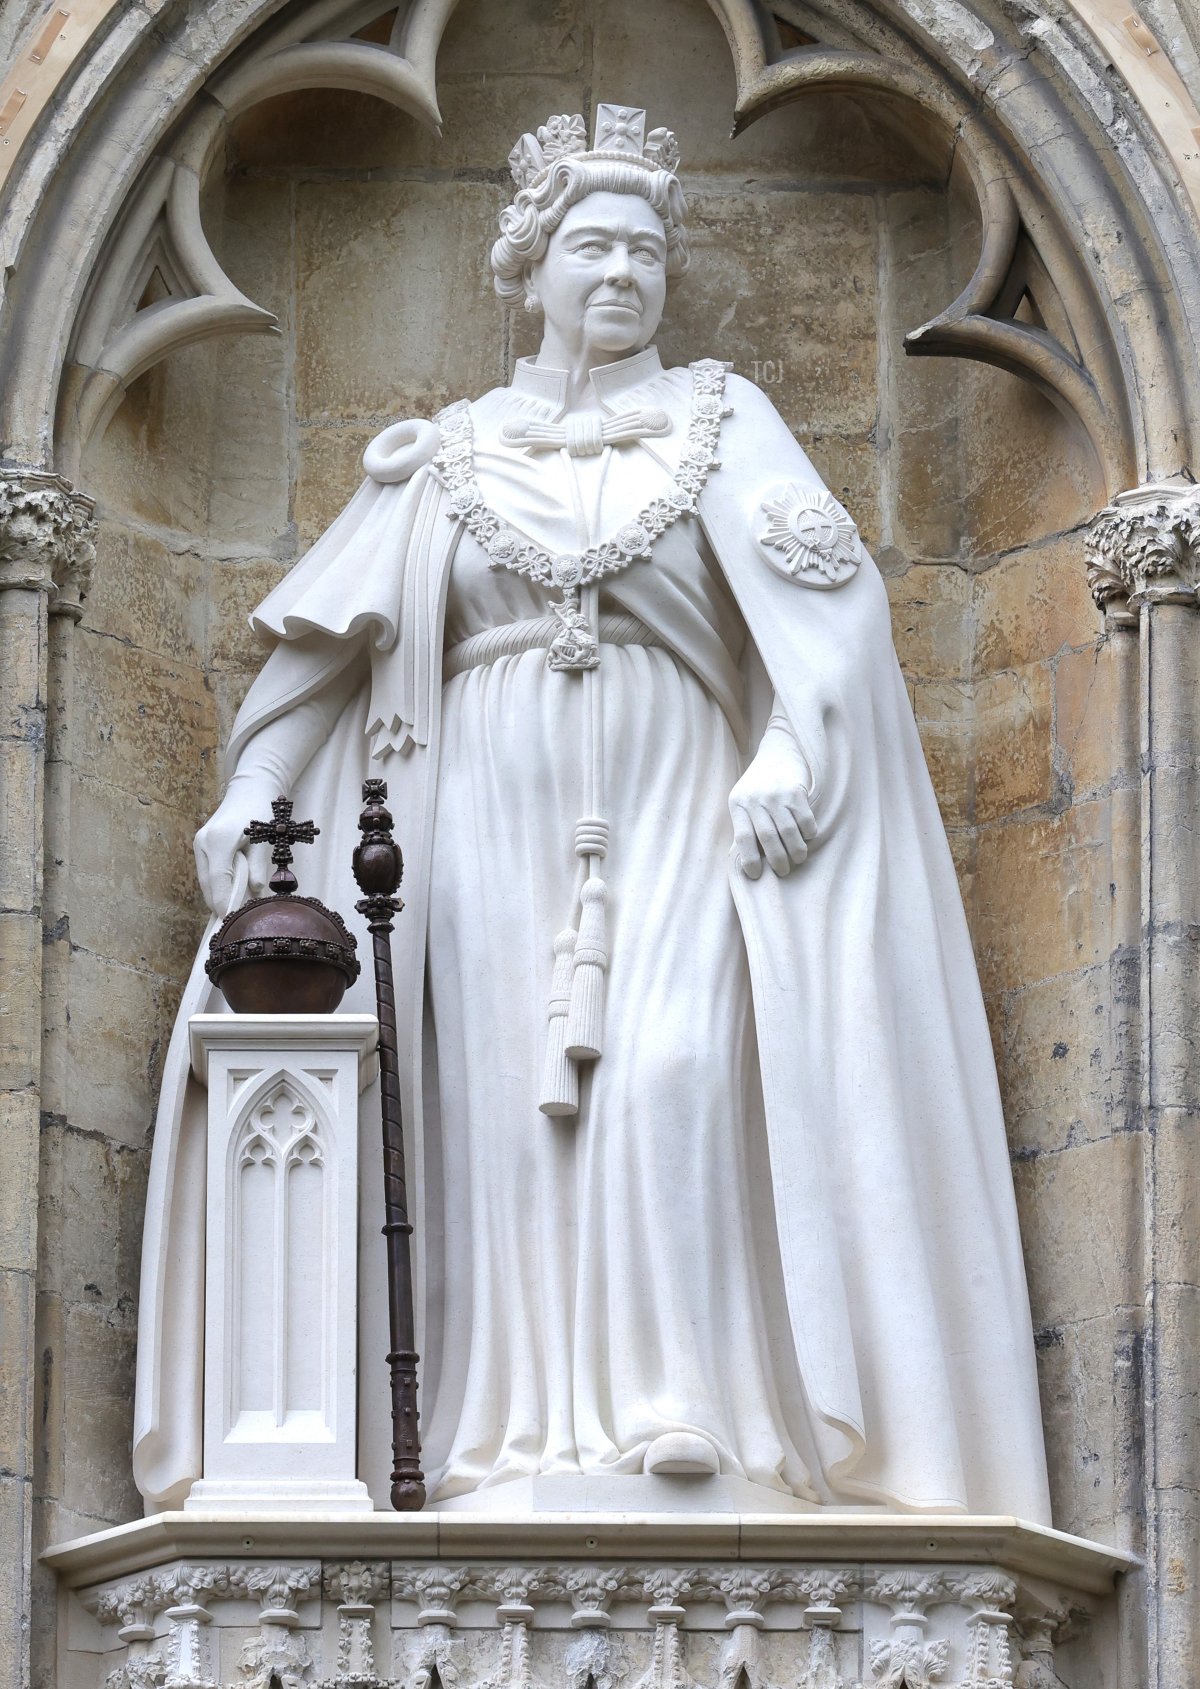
[353,779,425,1510]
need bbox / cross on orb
[244,796,320,896]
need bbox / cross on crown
[244,796,319,896]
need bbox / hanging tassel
[565,876,608,1061]
[539,928,579,1117]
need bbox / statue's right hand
[194,783,273,916]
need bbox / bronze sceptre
[353,778,426,1509]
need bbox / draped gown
[420,353,819,1501]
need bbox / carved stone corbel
[795,1571,854,1689]
[490,1568,543,1689]
[949,1572,1018,1686]
[400,1567,468,1689]
[156,1566,230,1689]
[228,1564,320,1689]
[562,1567,627,1689]
[0,469,96,611]
[323,1561,389,1689]
[864,1571,951,1687]
[1086,479,1200,627]
[716,1569,777,1689]
[638,1569,696,1689]
[85,1576,167,1689]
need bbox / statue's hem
[42,1509,1134,1595]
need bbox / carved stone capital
[1086,479,1200,624]
[325,1559,389,1611]
[0,469,96,616]
[227,1562,320,1624]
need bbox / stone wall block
[206,560,289,674]
[885,563,971,681]
[0,1473,31,1689]
[82,339,218,535]
[671,191,877,440]
[0,736,43,913]
[64,949,170,1151]
[973,799,1116,997]
[0,912,44,1092]
[1152,1279,1200,1499]
[883,186,965,562]
[805,432,883,553]
[973,663,1055,823]
[0,1269,35,1475]
[0,1088,40,1275]
[33,1289,65,1502]
[999,958,1136,1157]
[35,1119,127,1306]
[958,363,1099,557]
[1147,1107,1200,1297]
[1054,640,1130,798]
[0,587,46,738]
[974,535,1102,674]
[1151,1500,1200,1689]
[1035,1308,1140,1545]
[69,777,205,981]
[295,181,507,423]
[212,671,260,778]
[72,632,216,817]
[1014,1132,1140,1330]
[294,424,377,550]
[438,0,586,76]
[83,526,207,668]
[910,679,972,827]
[60,1302,139,1523]
[205,176,294,549]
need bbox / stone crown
[507,104,681,192]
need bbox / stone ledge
[44,1510,1133,1595]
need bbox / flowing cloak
[132,368,1052,1522]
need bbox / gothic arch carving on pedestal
[225,1069,335,1437]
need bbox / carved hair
[490,157,690,303]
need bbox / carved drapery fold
[1086,479,1200,625]
[0,468,96,613]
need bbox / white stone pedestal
[184,1014,378,1514]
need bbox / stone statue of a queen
[134,103,1052,1521]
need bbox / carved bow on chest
[500,407,671,456]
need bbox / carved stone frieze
[77,1556,1085,1689]
[0,468,96,614]
[1086,479,1200,624]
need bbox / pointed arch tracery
[0,0,1195,485]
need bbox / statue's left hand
[729,730,817,879]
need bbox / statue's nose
[605,246,634,284]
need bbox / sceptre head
[489,104,690,307]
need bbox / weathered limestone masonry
[0,469,95,1689]
[1085,483,1200,1687]
[0,470,95,1687]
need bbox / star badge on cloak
[757,484,862,588]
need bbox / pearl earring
[524,293,538,313]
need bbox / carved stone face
[529,190,669,359]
